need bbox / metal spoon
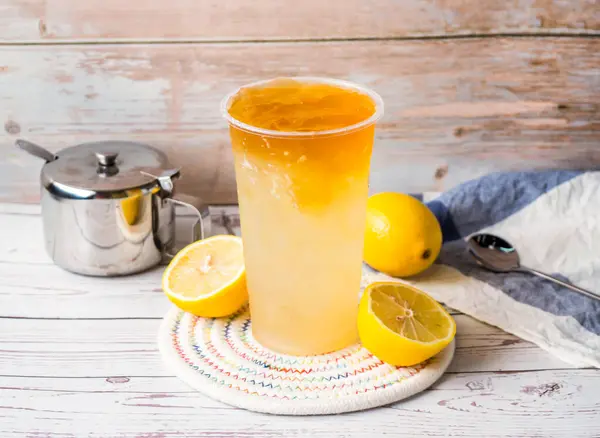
[15,139,57,163]
[467,233,599,302]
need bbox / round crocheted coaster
[158,307,454,415]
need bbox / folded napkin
[363,171,600,368]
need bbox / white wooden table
[1,203,598,437]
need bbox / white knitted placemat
[158,306,455,415]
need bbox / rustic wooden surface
[1,203,598,437]
[1,0,599,42]
[2,38,599,204]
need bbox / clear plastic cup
[222,77,384,355]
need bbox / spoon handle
[15,139,56,163]
[520,266,600,302]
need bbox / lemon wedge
[162,235,248,317]
[358,282,456,366]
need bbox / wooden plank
[0,205,462,319]
[1,370,598,437]
[0,206,238,319]
[0,315,577,378]
[0,252,464,320]
[1,38,599,204]
[0,261,171,318]
[1,0,598,42]
[0,205,235,266]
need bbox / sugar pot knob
[95,151,119,176]
[95,151,119,167]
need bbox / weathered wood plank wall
[2,0,599,41]
[1,1,599,204]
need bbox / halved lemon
[358,282,456,366]
[162,235,248,317]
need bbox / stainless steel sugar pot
[17,139,207,276]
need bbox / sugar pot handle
[141,169,207,259]
[164,196,205,243]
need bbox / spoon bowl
[467,234,520,273]
[467,233,599,301]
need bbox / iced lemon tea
[222,77,383,355]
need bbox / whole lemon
[364,192,442,277]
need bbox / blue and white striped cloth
[364,171,600,367]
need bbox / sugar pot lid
[40,140,173,199]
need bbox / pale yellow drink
[222,77,383,355]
